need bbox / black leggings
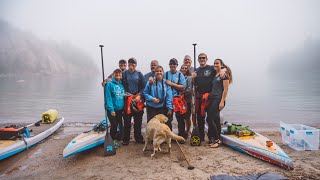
[107,110,123,140]
[123,111,144,142]
[206,98,223,141]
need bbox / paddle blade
[104,133,116,156]
[190,126,201,146]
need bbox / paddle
[99,44,116,156]
[190,43,201,146]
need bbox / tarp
[210,173,287,180]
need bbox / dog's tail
[165,129,185,142]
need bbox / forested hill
[269,38,320,79]
[0,20,98,77]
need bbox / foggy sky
[1,0,319,77]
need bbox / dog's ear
[159,114,168,123]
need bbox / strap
[155,79,165,102]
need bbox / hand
[101,81,106,87]
[166,80,172,86]
[167,110,172,116]
[191,72,197,79]
[153,98,160,103]
[111,112,116,116]
[149,77,155,84]
[219,68,227,79]
[219,102,225,111]
[134,95,141,102]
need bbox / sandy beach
[0,123,319,180]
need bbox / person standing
[105,59,127,83]
[180,64,192,138]
[183,55,195,73]
[207,59,232,148]
[164,58,187,141]
[143,60,159,84]
[192,53,219,143]
[105,68,125,148]
[122,58,146,145]
[143,65,173,121]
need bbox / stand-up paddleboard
[205,124,294,170]
[0,117,64,160]
[63,121,107,158]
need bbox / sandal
[209,143,219,148]
[208,139,221,148]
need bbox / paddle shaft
[176,140,194,170]
[191,43,197,125]
[99,45,108,134]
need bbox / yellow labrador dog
[143,114,185,158]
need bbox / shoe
[178,140,185,144]
[122,141,129,145]
[113,140,120,149]
[135,139,145,144]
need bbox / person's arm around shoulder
[219,78,229,111]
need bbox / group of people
[103,53,232,148]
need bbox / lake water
[0,73,319,129]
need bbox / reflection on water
[0,74,319,128]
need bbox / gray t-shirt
[210,75,229,99]
[143,71,154,85]
[183,76,193,103]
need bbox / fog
[1,0,320,77]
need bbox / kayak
[0,117,64,160]
[63,123,106,158]
[221,127,294,170]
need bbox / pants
[107,110,123,141]
[206,98,223,141]
[167,112,186,138]
[123,111,144,142]
[146,106,167,122]
[196,97,206,141]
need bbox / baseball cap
[169,58,178,65]
[119,59,127,64]
[128,58,137,64]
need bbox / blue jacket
[164,71,186,96]
[122,70,145,96]
[105,78,125,113]
[143,78,173,110]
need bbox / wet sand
[0,124,319,180]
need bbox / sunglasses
[199,57,206,60]
[169,64,177,66]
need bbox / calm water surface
[0,74,319,129]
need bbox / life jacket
[0,125,28,140]
[173,94,187,114]
[124,94,145,115]
[200,93,210,117]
